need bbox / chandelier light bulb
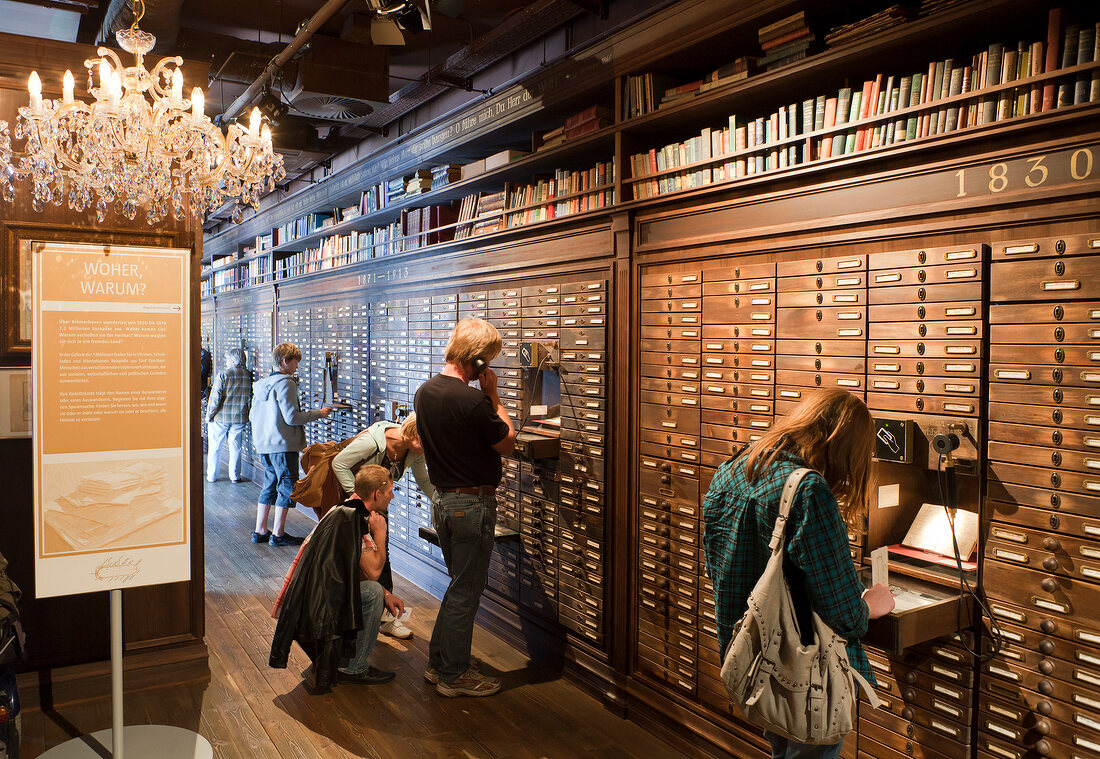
[0,12,286,226]
[191,87,204,124]
[28,72,42,113]
[62,70,74,104]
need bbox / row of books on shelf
[629,10,1100,198]
[504,162,616,228]
[275,222,404,279]
[533,105,614,151]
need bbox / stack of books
[825,4,913,48]
[660,80,703,107]
[534,105,613,150]
[471,189,507,236]
[700,56,757,92]
[385,177,405,205]
[454,193,480,240]
[430,164,462,190]
[405,169,434,196]
[757,11,815,70]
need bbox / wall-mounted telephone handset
[473,358,487,375]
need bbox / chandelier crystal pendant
[0,0,285,225]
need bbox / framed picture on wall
[0,367,32,438]
[1,221,184,360]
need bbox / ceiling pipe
[97,0,186,51]
[219,0,353,125]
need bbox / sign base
[39,725,212,759]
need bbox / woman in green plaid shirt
[703,388,894,759]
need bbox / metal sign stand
[39,590,212,758]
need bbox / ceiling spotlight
[365,0,430,44]
[257,89,289,126]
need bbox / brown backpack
[291,435,358,518]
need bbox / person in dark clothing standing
[199,344,212,399]
[414,317,515,697]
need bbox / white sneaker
[380,612,413,639]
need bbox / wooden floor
[17,477,689,759]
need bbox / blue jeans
[258,452,298,508]
[207,421,246,481]
[339,580,385,675]
[428,491,497,683]
[766,732,844,759]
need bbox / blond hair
[444,318,502,368]
[398,413,418,441]
[743,388,874,523]
[354,464,391,503]
[272,342,301,372]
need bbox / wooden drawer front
[987,527,1100,584]
[873,692,972,741]
[561,404,607,426]
[641,297,703,313]
[778,338,867,357]
[561,395,607,413]
[977,733,1076,759]
[700,323,775,341]
[776,369,864,391]
[991,301,1100,325]
[859,702,967,756]
[869,245,986,270]
[869,340,981,359]
[561,295,607,312]
[868,357,980,378]
[700,337,776,357]
[989,402,1100,431]
[985,618,1100,693]
[702,277,775,296]
[869,320,983,341]
[641,324,703,341]
[986,478,1100,520]
[700,408,774,429]
[699,367,775,385]
[640,363,702,381]
[867,376,980,397]
[701,298,775,325]
[872,670,971,710]
[699,394,774,416]
[867,281,984,306]
[560,280,606,296]
[991,233,1100,261]
[776,289,866,308]
[860,720,956,759]
[641,270,702,287]
[778,307,867,337]
[873,677,973,725]
[991,257,1100,302]
[641,311,703,328]
[989,384,1100,410]
[521,327,561,341]
[869,262,982,289]
[984,559,1100,626]
[871,299,985,321]
[640,427,700,452]
[991,322,1100,345]
[989,440,1100,475]
[989,460,1100,497]
[641,283,703,300]
[641,351,702,370]
[988,500,1100,546]
[775,354,865,374]
[980,666,1100,731]
[561,312,607,328]
[978,702,1100,758]
[640,403,700,434]
[992,340,1100,367]
[700,353,773,371]
[702,259,776,282]
[639,440,702,467]
[561,328,606,350]
[866,393,978,417]
[521,284,560,299]
[639,528,700,564]
[638,467,699,505]
[778,255,866,277]
[560,349,606,364]
[865,650,974,689]
[700,380,774,400]
[640,338,699,354]
[989,363,1100,388]
[779,272,866,293]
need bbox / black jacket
[269,502,366,687]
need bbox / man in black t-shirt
[414,317,515,698]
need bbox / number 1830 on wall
[955,145,1096,197]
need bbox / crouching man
[269,464,399,693]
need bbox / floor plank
[18,477,687,759]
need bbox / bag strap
[853,667,882,709]
[767,468,812,554]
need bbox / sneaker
[423,656,481,684]
[206,476,217,483]
[339,666,395,685]
[251,530,271,544]
[380,617,413,640]
[435,667,500,698]
[230,477,242,484]
[269,532,304,547]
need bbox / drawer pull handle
[707,386,724,393]
[835,277,861,286]
[946,326,978,335]
[987,702,1021,719]
[750,388,770,397]
[1087,459,1100,470]
[943,402,974,413]
[749,282,769,291]
[751,313,771,320]
[833,294,858,302]
[1003,243,1039,255]
[946,363,976,372]
[946,307,977,316]
[837,311,862,320]
[750,298,772,306]
[1083,372,1100,383]
[837,328,863,337]
[995,369,1031,380]
[987,664,1020,681]
[946,248,978,260]
[780,390,802,398]
[945,345,977,354]
[836,378,860,388]
[945,383,975,393]
[750,359,771,367]
[873,345,900,354]
[945,268,977,279]
[751,328,773,337]
[1041,280,1081,291]
[874,363,900,372]
[994,549,1029,563]
[875,273,902,283]
[836,259,862,269]
[1034,598,1069,613]
[992,528,1027,543]
[873,380,900,389]
[751,343,771,351]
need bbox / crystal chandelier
[0,0,286,225]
